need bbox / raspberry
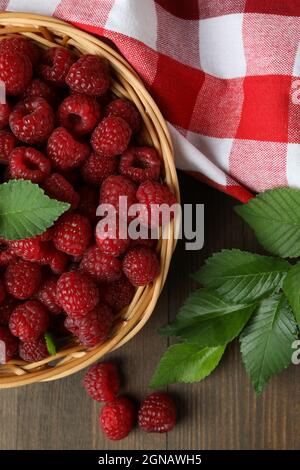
[0,240,15,266]
[53,213,92,256]
[77,186,98,224]
[77,303,113,348]
[56,271,99,318]
[9,97,55,144]
[136,180,177,227]
[105,99,141,134]
[36,275,61,315]
[99,397,136,440]
[40,244,69,275]
[66,54,110,97]
[0,296,18,326]
[91,116,132,157]
[38,47,76,86]
[119,147,161,183]
[9,235,49,262]
[64,315,80,336]
[0,36,40,66]
[138,392,176,433]
[9,300,49,342]
[82,152,117,186]
[58,94,101,136]
[80,245,122,282]
[9,147,51,183]
[0,102,11,129]
[23,78,59,104]
[83,362,120,402]
[43,173,79,210]
[123,247,159,286]
[0,278,5,304]
[130,234,157,249]
[47,127,90,170]
[19,336,48,362]
[95,217,130,257]
[0,130,16,164]
[0,326,18,363]
[0,50,32,96]
[99,175,137,220]
[101,276,135,312]
[5,259,41,300]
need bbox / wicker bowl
[0,12,179,388]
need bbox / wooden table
[1,172,299,450]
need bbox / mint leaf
[193,250,289,303]
[0,179,69,240]
[235,188,300,258]
[45,332,56,356]
[150,343,225,389]
[283,262,300,329]
[240,293,298,394]
[161,289,256,347]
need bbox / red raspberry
[95,217,130,257]
[82,152,117,186]
[0,296,18,326]
[0,130,16,164]
[123,247,159,286]
[9,300,49,342]
[130,234,157,249]
[40,244,69,275]
[105,99,141,134]
[136,180,177,227]
[99,397,136,440]
[19,336,48,362]
[9,97,55,144]
[0,50,32,95]
[43,173,79,210]
[53,213,92,256]
[83,362,120,402]
[119,147,161,183]
[23,78,59,104]
[0,278,5,304]
[9,147,51,183]
[0,326,18,363]
[77,303,113,348]
[47,127,90,170]
[36,275,61,315]
[64,315,80,336]
[80,245,122,282]
[58,94,101,136]
[38,47,76,86]
[0,240,15,266]
[5,259,41,300]
[0,102,11,129]
[138,392,176,433]
[0,36,40,66]
[91,116,132,157]
[77,186,98,224]
[9,235,49,262]
[56,271,99,318]
[99,175,137,219]
[66,54,110,97]
[101,276,135,312]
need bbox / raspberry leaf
[45,331,56,356]
[283,262,300,329]
[0,179,70,240]
[150,343,225,389]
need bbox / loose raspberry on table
[53,213,92,257]
[99,397,136,440]
[56,271,99,318]
[0,50,32,95]
[9,97,55,144]
[136,180,177,227]
[23,78,59,105]
[66,54,110,97]
[43,173,79,210]
[0,130,16,164]
[119,147,161,183]
[100,276,135,312]
[0,36,40,66]
[82,152,117,186]
[9,147,51,183]
[38,47,76,86]
[0,326,18,363]
[36,275,61,315]
[0,102,11,129]
[99,175,137,220]
[58,94,101,136]
[9,235,49,262]
[122,247,160,286]
[95,217,130,257]
[77,185,98,224]
[0,296,18,326]
[9,300,49,342]
[76,303,113,348]
[138,392,176,433]
[47,127,90,170]
[5,259,41,300]
[83,362,120,402]
[105,98,141,134]
[80,245,122,283]
[19,336,48,362]
[91,116,132,157]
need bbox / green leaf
[235,188,300,258]
[240,293,298,394]
[283,262,300,329]
[45,332,56,356]
[150,343,225,389]
[193,249,289,303]
[160,289,256,347]
[0,179,69,240]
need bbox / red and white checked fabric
[3,0,300,203]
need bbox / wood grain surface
[1,172,299,450]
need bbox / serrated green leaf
[45,332,56,356]
[0,179,70,240]
[283,262,300,329]
[193,249,290,303]
[235,188,300,258]
[150,343,225,389]
[160,289,256,347]
[240,293,298,394]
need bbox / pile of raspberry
[0,36,176,364]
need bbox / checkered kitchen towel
[3,0,300,203]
